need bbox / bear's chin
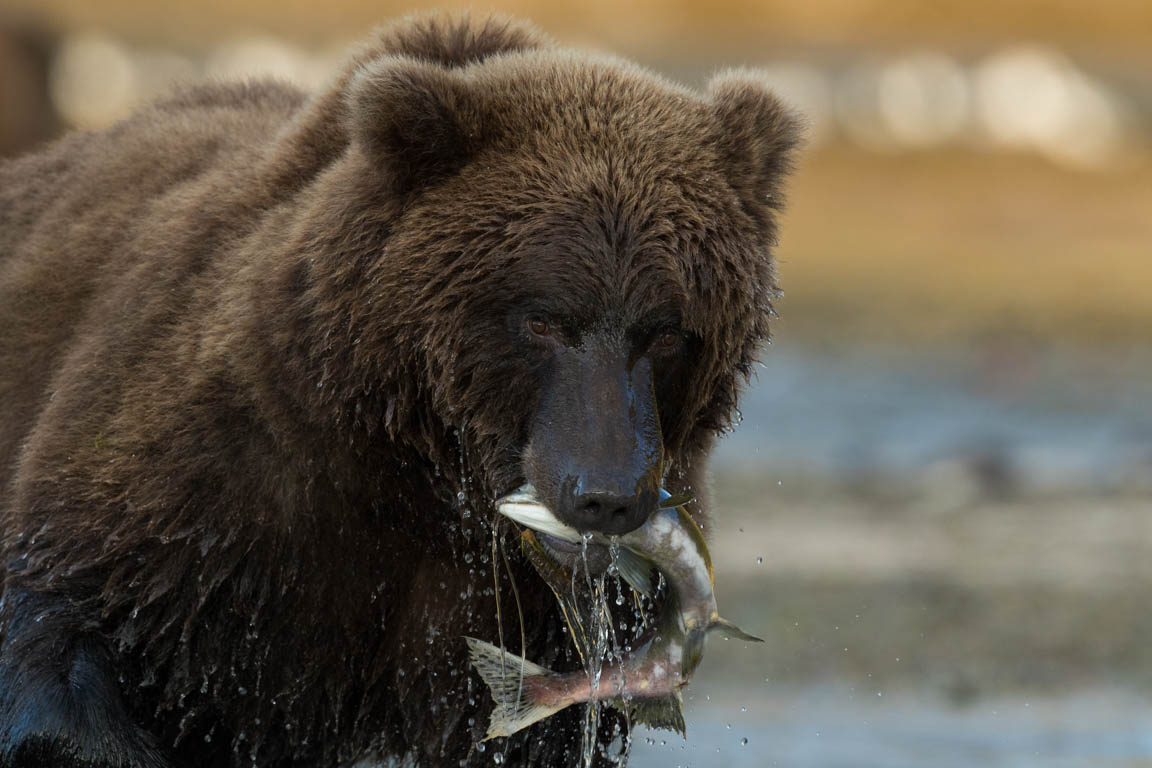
[534,530,615,574]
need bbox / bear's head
[290,14,801,546]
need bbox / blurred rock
[50,32,138,130]
[0,17,60,157]
[972,45,1132,169]
[877,52,969,149]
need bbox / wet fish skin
[465,590,691,740]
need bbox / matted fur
[0,12,800,768]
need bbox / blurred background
[2,1,1150,765]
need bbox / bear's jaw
[496,484,626,572]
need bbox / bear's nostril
[569,492,649,535]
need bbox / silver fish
[466,488,760,739]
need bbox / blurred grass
[7,0,1152,52]
[777,147,1152,343]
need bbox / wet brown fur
[0,13,800,767]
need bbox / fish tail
[464,637,570,739]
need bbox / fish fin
[616,548,656,597]
[681,627,707,679]
[679,620,763,680]
[658,491,695,509]
[464,637,570,739]
[629,693,686,736]
[711,617,764,644]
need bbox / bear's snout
[525,341,663,536]
[566,486,658,537]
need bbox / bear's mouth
[495,485,684,618]
[495,486,616,572]
[533,531,615,573]
[496,486,668,669]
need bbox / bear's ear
[345,55,486,196]
[706,70,804,225]
[375,12,549,69]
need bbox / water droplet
[741,737,749,746]
[755,556,763,564]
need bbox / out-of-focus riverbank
[633,336,1152,767]
[706,488,1152,691]
[631,483,1152,767]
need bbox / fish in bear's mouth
[495,485,619,571]
[464,484,762,740]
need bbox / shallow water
[631,685,1152,768]
[716,342,1152,494]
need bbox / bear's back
[0,80,305,489]
[0,12,557,494]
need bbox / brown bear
[0,12,800,768]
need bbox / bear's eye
[656,330,680,349]
[528,318,551,337]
